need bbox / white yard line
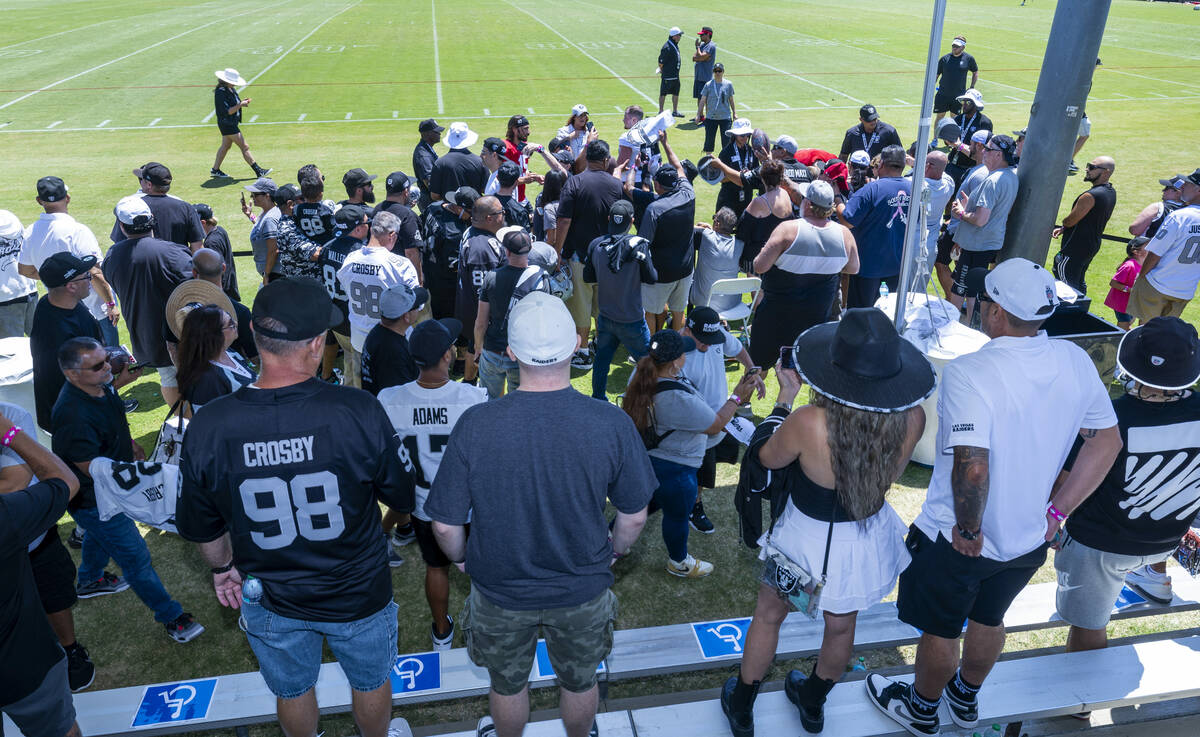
[96,119,110,128]
[148,117,161,126]
[814,100,830,107]
[202,110,215,123]
[298,113,307,120]
[249,114,259,122]
[46,120,62,128]
[0,1,285,112]
[240,1,361,91]
[431,0,444,114]
[1101,68,1200,93]
[894,98,909,105]
[0,3,222,52]
[500,0,656,105]
[345,112,352,119]
[1005,95,1024,102]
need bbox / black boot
[720,674,760,737]
[785,669,836,733]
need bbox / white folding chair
[708,276,761,343]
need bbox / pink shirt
[1104,258,1141,313]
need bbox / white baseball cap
[442,122,478,149]
[981,258,1060,322]
[956,88,985,110]
[726,118,753,137]
[668,26,682,36]
[571,103,589,117]
[848,150,871,168]
[115,195,153,226]
[507,291,578,365]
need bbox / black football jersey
[176,378,415,622]
[293,200,336,245]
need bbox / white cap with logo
[115,195,152,225]
[507,291,578,366]
[983,258,1060,322]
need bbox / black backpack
[640,379,693,450]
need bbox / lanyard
[860,128,880,153]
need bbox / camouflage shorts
[461,586,617,696]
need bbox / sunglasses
[1085,163,1110,171]
[69,273,93,283]
[77,358,110,372]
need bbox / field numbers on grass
[132,678,218,727]
[692,618,753,659]
[0,48,42,58]
[390,652,441,694]
[524,41,626,51]
[241,44,375,55]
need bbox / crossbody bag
[759,513,834,619]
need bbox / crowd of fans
[2,30,1200,737]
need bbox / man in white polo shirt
[867,259,1122,736]
[1128,167,1200,322]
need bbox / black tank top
[1060,183,1116,263]
[738,209,793,269]
[1146,199,1185,239]
[786,464,861,522]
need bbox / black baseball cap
[989,134,1018,164]
[713,62,724,73]
[654,166,680,188]
[251,276,341,342]
[445,186,481,211]
[608,200,634,234]
[136,163,172,187]
[410,318,462,367]
[37,176,68,202]
[686,306,725,345]
[333,203,369,231]
[502,228,533,254]
[859,104,879,122]
[482,137,507,156]
[510,114,530,128]
[272,183,300,206]
[41,252,97,288]
[418,118,445,134]
[1185,168,1200,187]
[648,329,696,363]
[385,171,411,194]
[193,202,213,220]
[342,168,376,189]
[497,160,521,186]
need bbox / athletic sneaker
[1125,565,1172,604]
[123,397,139,413]
[476,716,497,737]
[210,168,231,179]
[671,111,684,117]
[432,616,454,651]
[589,720,599,737]
[391,524,416,547]
[690,500,715,534]
[252,164,272,177]
[943,676,979,728]
[388,546,405,568]
[570,349,594,371]
[386,717,413,737]
[67,527,84,549]
[76,571,129,599]
[1067,160,1079,175]
[865,673,940,736]
[667,554,714,578]
[65,642,95,692]
[165,612,205,643]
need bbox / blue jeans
[591,315,651,399]
[98,316,119,348]
[479,349,520,400]
[649,456,699,562]
[70,506,183,624]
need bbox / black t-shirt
[422,202,466,281]
[658,40,681,79]
[30,296,101,432]
[947,111,993,169]
[718,142,759,208]
[184,354,256,409]
[429,149,488,198]
[559,169,626,260]
[372,201,423,256]
[497,194,532,231]
[936,51,978,96]
[838,121,903,160]
[361,324,417,396]
[0,478,72,704]
[1066,393,1200,555]
[102,236,192,367]
[413,141,439,209]
[214,86,241,126]
[638,181,697,283]
[293,200,336,245]
[110,194,204,247]
[231,300,257,359]
[176,379,415,622]
[455,230,505,335]
[318,235,363,336]
[202,225,240,302]
[479,264,551,354]
[51,382,133,510]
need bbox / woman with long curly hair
[721,309,934,736]
[176,304,256,410]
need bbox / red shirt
[503,139,528,201]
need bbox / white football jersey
[90,457,180,533]
[336,245,419,351]
[1146,204,1200,300]
[377,380,487,520]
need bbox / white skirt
[756,499,911,614]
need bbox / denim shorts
[242,597,398,698]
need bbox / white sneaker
[432,616,454,651]
[1125,565,1172,604]
[477,716,497,737]
[667,554,714,578]
[386,717,413,737]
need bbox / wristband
[728,393,742,405]
[1047,502,1067,522]
[956,525,980,541]
[1,426,20,447]
[105,301,116,308]
[210,560,235,575]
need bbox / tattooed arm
[950,445,989,556]
[1045,425,1122,541]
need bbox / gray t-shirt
[690,228,743,311]
[695,41,717,81]
[946,164,988,236]
[955,167,1018,252]
[586,234,657,323]
[649,378,717,468]
[700,79,735,121]
[542,201,560,235]
[248,207,282,274]
[425,387,657,610]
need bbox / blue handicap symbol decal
[132,678,218,727]
[1114,585,1148,610]
[691,618,753,659]
[390,652,441,694]
[533,640,607,679]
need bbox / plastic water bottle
[242,576,262,604]
[879,282,890,300]
[851,657,866,672]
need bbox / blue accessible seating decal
[390,652,442,694]
[132,678,218,727]
[691,618,753,659]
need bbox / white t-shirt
[377,380,487,520]
[1145,204,1200,300]
[20,212,106,319]
[923,173,955,262]
[681,328,745,448]
[90,457,180,533]
[914,333,1117,561]
[484,169,500,196]
[0,403,45,551]
[336,245,419,351]
[557,125,587,160]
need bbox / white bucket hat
[956,88,985,110]
[442,121,478,149]
[214,68,246,86]
[726,118,753,137]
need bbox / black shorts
[698,434,741,488]
[935,228,956,266]
[30,526,78,614]
[951,248,999,296]
[660,77,681,96]
[896,526,1047,639]
[693,78,708,99]
[218,121,241,136]
[325,329,339,347]
[413,516,470,568]
[933,90,961,115]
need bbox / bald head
[925,150,949,177]
[192,248,225,283]
[1085,155,1115,185]
[471,196,504,233]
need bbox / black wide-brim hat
[1116,316,1200,391]
[794,308,936,413]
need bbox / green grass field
[2,0,1199,734]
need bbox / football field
[2,1,1200,733]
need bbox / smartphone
[586,121,595,132]
[779,346,797,371]
[240,192,247,208]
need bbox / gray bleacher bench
[5,577,1198,735]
